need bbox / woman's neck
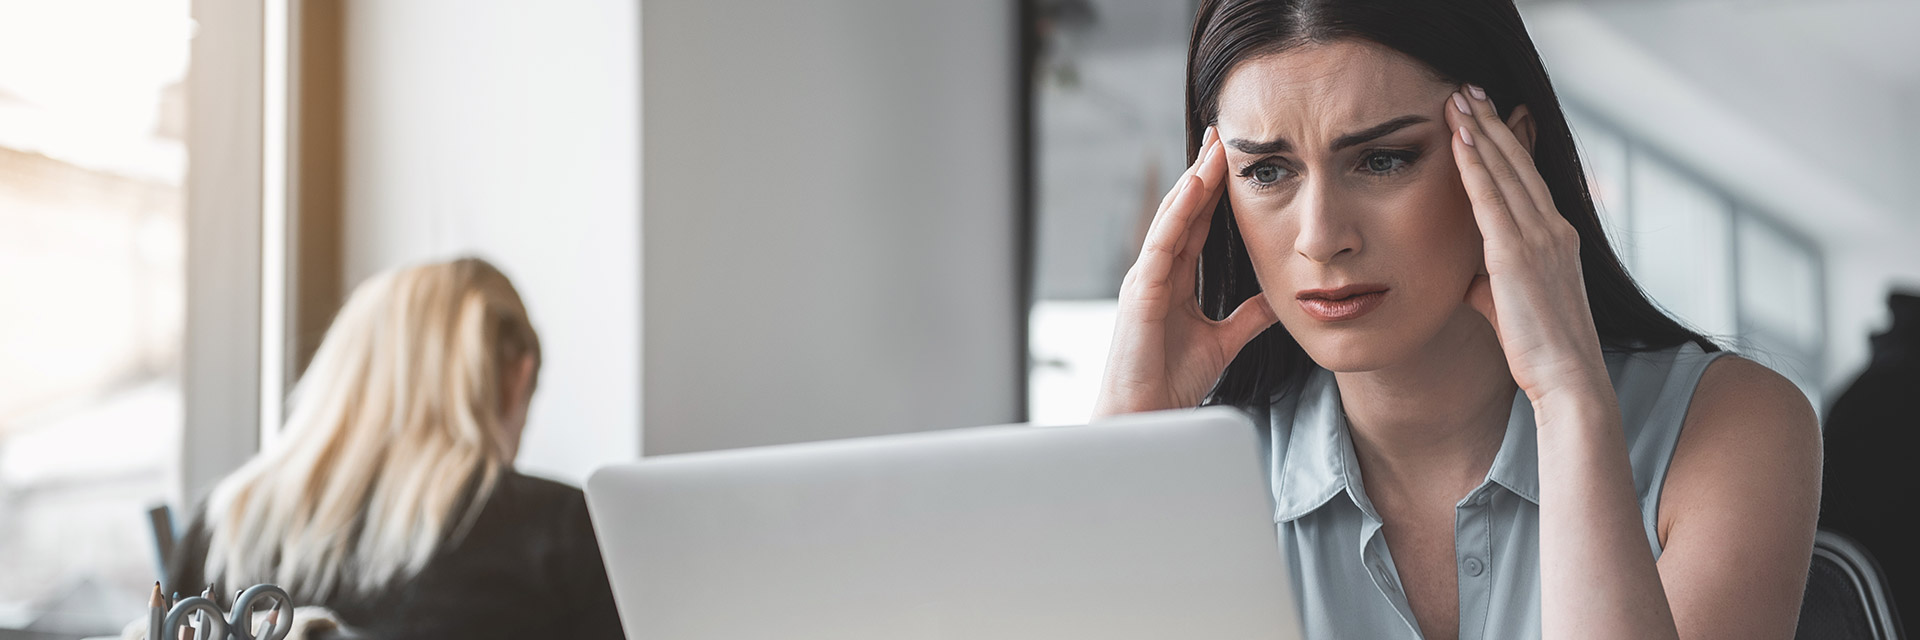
[1333,307,1518,503]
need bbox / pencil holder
[152,583,292,640]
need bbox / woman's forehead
[1215,40,1451,144]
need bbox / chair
[1798,529,1907,640]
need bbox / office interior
[0,0,1915,636]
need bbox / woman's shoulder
[1605,341,1738,445]
[1610,342,1816,457]
[479,470,593,533]
[1656,352,1821,546]
[493,470,588,503]
[1672,354,1820,476]
[436,470,602,584]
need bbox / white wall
[337,0,641,483]
[333,0,1022,470]
[639,0,1023,454]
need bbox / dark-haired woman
[1094,1,1819,638]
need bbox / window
[1026,0,1192,424]
[1736,212,1826,404]
[1566,108,1633,268]
[1629,153,1738,338]
[0,0,191,633]
[1566,107,1827,406]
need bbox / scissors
[160,584,292,640]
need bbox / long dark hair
[1185,0,1717,409]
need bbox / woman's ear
[1505,104,1537,155]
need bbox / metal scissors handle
[227,584,294,640]
[161,596,229,640]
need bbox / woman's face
[1215,39,1487,373]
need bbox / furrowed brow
[1330,115,1429,151]
[1227,137,1291,155]
[1225,114,1430,156]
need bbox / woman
[1094,1,1820,638]
[168,258,623,639]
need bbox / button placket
[1455,487,1496,640]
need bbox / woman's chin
[1292,325,1418,373]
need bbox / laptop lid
[586,407,1301,639]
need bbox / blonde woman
[167,258,623,639]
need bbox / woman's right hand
[1091,127,1280,418]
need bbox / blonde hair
[204,257,541,601]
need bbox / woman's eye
[1362,150,1413,175]
[1237,160,1297,189]
[1242,164,1295,187]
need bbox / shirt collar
[1272,369,1377,522]
[1480,347,1637,505]
[1271,370,1544,523]
[1484,392,1541,504]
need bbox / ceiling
[1564,0,1920,89]
[1524,0,1918,242]
[1756,0,1920,87]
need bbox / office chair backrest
[1797,529,1906,640]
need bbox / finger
[1216,292,1279,350]
[1181,137,1231,260]
[1452,87,1546,236]
[1143,135,1228,268]
[1450,119,1523,245]
[1134,171,1212,289]
[1148,128,1219,240]
[1462,85,1556,220]
[1146,153,1199,241]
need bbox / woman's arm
[1656,356,1822,639]
[1443,85,1818,639]
[1534,356,1819,640]
[1092,127,1277,417]
[1532,386,1689,639]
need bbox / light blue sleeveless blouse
[1256,342,1729,639]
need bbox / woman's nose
[1292,178,1361,264]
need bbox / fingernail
[1202,126,1217,146]
[1452,92,1470,115]
[1459,125,1474,147]
[1467,84,1486,101]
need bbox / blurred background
[0,0,1913,636]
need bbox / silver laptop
[585,407,1302,639]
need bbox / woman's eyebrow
[1225,115,1431,156]
[1331,115,1429,150]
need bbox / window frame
[1565,102,1829,405]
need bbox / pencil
[195,585,211,639]
[148,582,163,640]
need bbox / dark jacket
[1820,292,1920,628]
[168,470,625,640]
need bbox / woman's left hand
[1445,85,1613,412]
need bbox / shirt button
[1463,556,1486,577]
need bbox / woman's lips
[1295,287,1389,322]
